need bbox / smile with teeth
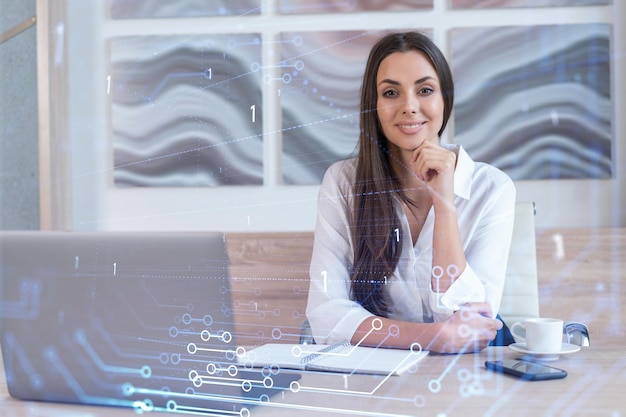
[397,122,425,129]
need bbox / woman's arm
[351,303,502,353]
[410,141,466,293]
[306,161,374,345]
[414,143,516,318]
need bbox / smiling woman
[306,32,517,353]
[375,51,445,161]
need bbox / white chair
[500,202,589,346]
[499,201,540,329]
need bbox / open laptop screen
[0,231,299,414]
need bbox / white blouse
[306,145,516,345]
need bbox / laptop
[0,231,300,414]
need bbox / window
[50,0,621,231]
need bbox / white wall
[64,1,625,232]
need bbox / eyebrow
[378,76,435,86]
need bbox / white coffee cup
[510,318,564,353]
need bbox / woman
[306,32,516,354]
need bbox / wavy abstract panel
[451,0,609,7]
[110,0,261,19]
[451,25,611,180]
[278,0,432,14]
[111,35,263,187]
[279,31,384,184]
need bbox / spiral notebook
[237,343,429,376]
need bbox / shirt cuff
[429,264,486,317]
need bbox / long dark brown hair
[350,32,454,316]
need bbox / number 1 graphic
[250,105,256,123]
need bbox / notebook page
[237,343,345,370]
[307,345,429,375]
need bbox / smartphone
[485,359,567,381]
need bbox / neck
[394,171,430,206]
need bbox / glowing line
[351,324,379,347]
[192,375,268,389]
[133,386,414,417]
[429,342,478,391]
[80,111,355,178]
[256,399,415,417]
[167,404,241,416]
[298,350,426,395]
[2,333,41,386]
[77,330,148,376]
[189,346,236,355]
[46,348,137,408]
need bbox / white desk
[1,346,623,416]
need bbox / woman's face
[376,50,444,159]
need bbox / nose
[401,95,418,114]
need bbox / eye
[382,89,397,98]
[418,86,435,95]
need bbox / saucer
[509,342,581,361]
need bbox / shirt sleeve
[429,165,517,321]
[305,162,374,345]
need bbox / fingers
[460,302,497,321]
[437,305,501,353]
[411,146,454,182]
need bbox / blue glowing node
[206,363,218,374]
[201,329,211,341]
[122,383,135,396]
[242,380,253,392]
[413,394,426,407]
[410,342,423,354]
[429,379,441,393]
[166,400,177,411]
[271,328,282,340]
[141,365,152,378]
[133,399,153,414]
[290,380,301,393]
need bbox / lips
[397,122,424,129]
[396,121,426,134]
